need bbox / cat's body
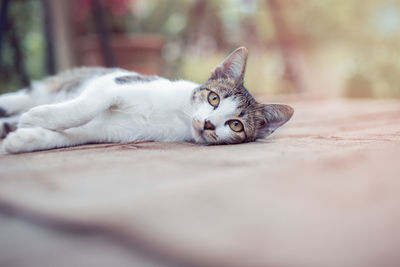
[0,47,294,154]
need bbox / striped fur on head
[191,47,294,144]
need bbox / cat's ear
[210,47,248,83]
[257,104,294,138]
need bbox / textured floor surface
[1,98,400,267]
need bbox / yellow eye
[228,120,244,132]
[207,91,220,107]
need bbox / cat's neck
[140,79,198,141]
[168,79,198,114]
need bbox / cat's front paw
[2,128,47,154]
[19,106,60,130]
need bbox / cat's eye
[228,120,244,132]
[207,91,220,107]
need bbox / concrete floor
[1,99,400,267]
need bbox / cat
[0,47,293,154]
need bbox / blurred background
[1,0,400,98]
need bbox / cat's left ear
[210,47,248,83]
[257,104,294,138]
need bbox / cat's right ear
[210,47,248,83]
[257,104,294,138]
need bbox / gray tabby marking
[0,107,6,117]
[115,75,158,84]
[45,67,115,93]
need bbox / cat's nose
[203,120,216,131]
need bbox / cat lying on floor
[0,47,293,154]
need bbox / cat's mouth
[192,127,207,143]
[201,130,218,142]
[196,130,218,144]
[193,129,219,144]
[191,119,218,144]
[198,130,207,142]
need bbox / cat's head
[191,47,294,145]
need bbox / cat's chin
[191,128,213,145]
[193,132,221,145]
[191,131,207,144]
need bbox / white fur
[2,70,201,153]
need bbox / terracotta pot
[76,34,165,75]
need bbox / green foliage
[0,1,45,94]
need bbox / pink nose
[203,120,215,131]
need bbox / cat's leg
[18,75,118,131]
[1,126,99,154]
[0,89,34,117]
[0,115,20,138]
[2,109,137,154]
[18,95,110,131]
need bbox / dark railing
[0,0,30,87]
[0,0,115,88]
